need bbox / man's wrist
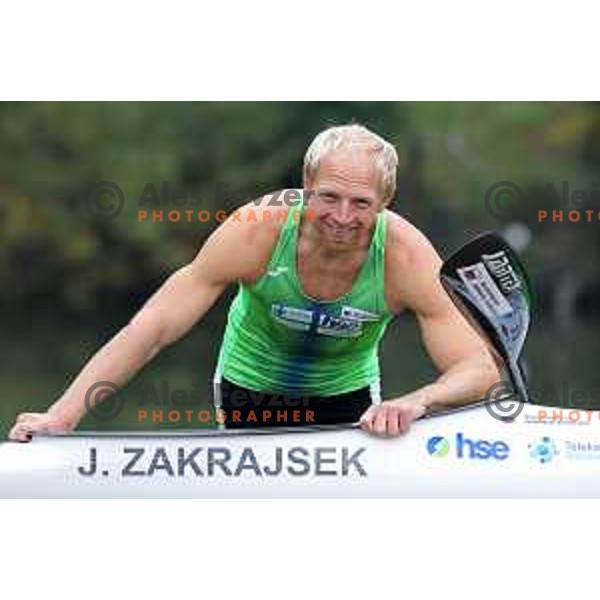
[390,384,442,415]
[47,399,82,430]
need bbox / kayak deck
[1,404,598,498]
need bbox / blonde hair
[303,124,399,201]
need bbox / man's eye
[320,194,337,202]
[357,199,371,208]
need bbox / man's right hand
[9,412,72,442]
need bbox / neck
[299,219,372,263]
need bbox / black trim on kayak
[36,422,362,439]
[422,396,513,419]
[34,396,519,439]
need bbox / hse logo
[426,433,510,460]
[427,436,451,457]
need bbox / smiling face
[304,148,389,250]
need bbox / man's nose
[332,200,353,223]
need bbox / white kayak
[1,403,599,498]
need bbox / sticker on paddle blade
[440,232,533,403]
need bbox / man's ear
[303,180,317,204]
[380,195,393,211]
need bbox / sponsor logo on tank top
[339,306,380,322]
[271,305,313,331]
[271,303,381,337]
[267,266,289,277]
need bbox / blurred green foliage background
[1,102,600,436]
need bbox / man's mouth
[325,223,356,241]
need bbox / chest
[296,252,366,302]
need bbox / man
[9,124,500,442]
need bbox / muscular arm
[361,214,501,435]
[10,202,281,439]
[47,261,226,428]
[399,238,501,413]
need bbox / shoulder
[384,210,442,272]
[196,190,296,284]
[228,188,304,247]
[383,210,443,314]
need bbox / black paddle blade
[440,232,533,403]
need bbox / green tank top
[216,202,393,396]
